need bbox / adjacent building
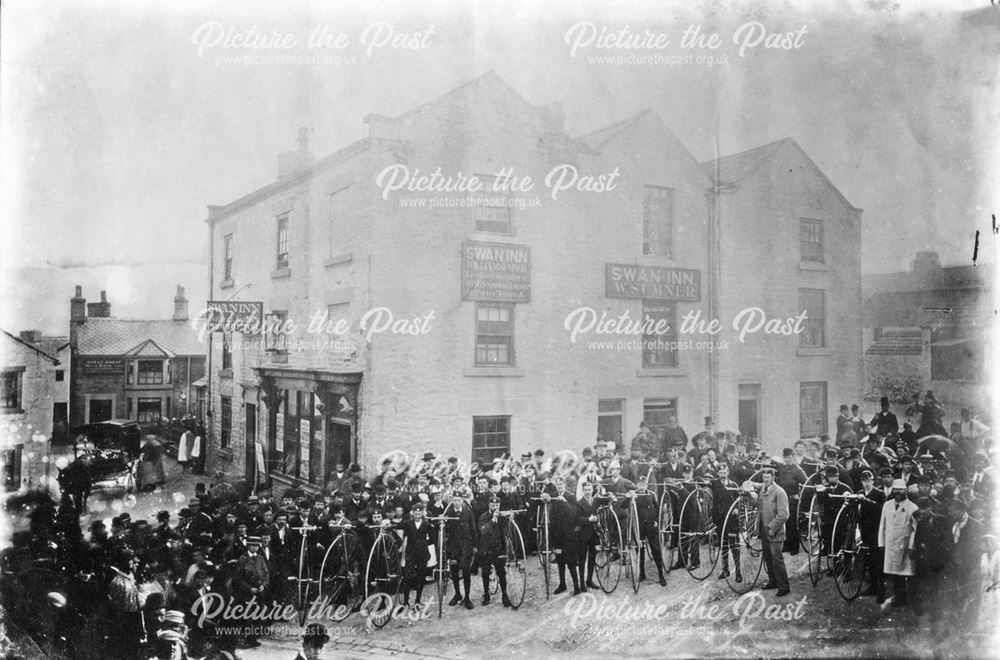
[863,251,992,418]
[1,329,62,493]
[68,285,207,427]
[202,72,863,494]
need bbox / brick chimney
[912,251,942,287]
[277,127,316,181]
[70,286,87,323]
[87,290,112,318]
[19,330,42,343]
[70,286,86,349]
[173,285,189,321]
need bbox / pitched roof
[700,139,790,188]
[1,330,60,363]
[577,109,651,150]
[700,138,860,212]
[76,319,205,357]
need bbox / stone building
[68,286,206,427]
[1,329,61,493]
[202,72,863,493]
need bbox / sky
[1,0,997,334]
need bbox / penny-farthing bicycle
[532,497,554,600]
[592,495,623,593]
[657,477,687,577]
[364,522,405,628]
[317,521,365,617]
[678,479,719,580]
[805,483,830,587]
[829,492,870,601]
[426,508,458,619]
[489,509,527,609]
[797,470,823,554]
[292,524,322,626]
[719,482,764,595]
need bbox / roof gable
[124,339,174,358]
[701,138,860,214]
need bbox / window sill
[636,253,675,266]
[219,368,233,379]
[220,279,235,289]
[1,408,25,415]
[636,368,687,377]
[216,448,233,461]
[324,252,353,267]
[464,367,524,377]
[797,347,831,356]
[467,232,522,244]
[271,267,291,279]
[268,351,289,364]
[798,262,828,272]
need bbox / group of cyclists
[4,395,996,659]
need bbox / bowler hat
[303,623,330,647]
[422,452,436,462]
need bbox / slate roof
[577,109,651,150]
[76,319,205,357]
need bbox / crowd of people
[2,393,995,659]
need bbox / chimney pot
[173,284,189,321]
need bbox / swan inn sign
[605,264,701,301]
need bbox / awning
[191,376,209,388]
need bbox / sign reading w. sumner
[461,241,531,302]
[605,264,701,301]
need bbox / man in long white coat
[177,429,192,472]
[878,478,918,608]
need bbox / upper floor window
[643,185,673,257]
[473,174,512,235]
[137,360,164,385]
[1,370,23,412]
[475,304,514,366]
[276,213,289,269]
[224,233,234,280]
[800,218,824,263]
[222,334,233,370]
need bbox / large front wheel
[594,507,623,594]
[721,497,763,595]
[625,505,641,593]
[832,506,866,602]
[296,542,314,626]
[680,489,719,581]
[503,518,527,609]
[364,533,404,628]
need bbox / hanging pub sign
[605,263,701,301]
[461,241,531,302]
[80,357,125,374]
[202,301,265,332]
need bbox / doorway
[89,398,113,423]
[245,403,257,484]
[738,384,761,440]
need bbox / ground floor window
[643,398,678,440]
[597,399,624,450]
[220,396,232,449]
[799,382,828,437]
[472,415,510,466]
[136,398,162,423]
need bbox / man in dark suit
[576,479,601,590]
[856,470,886,599]
[445,493,478,609]
[944,498,985,628]
[400,502,435,608]
[869,396,899,439]
[476,496,514,606]
[269,510,295,605]
[659,447,685,479]
[776,449,808,555]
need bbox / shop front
[254,367,361,494]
